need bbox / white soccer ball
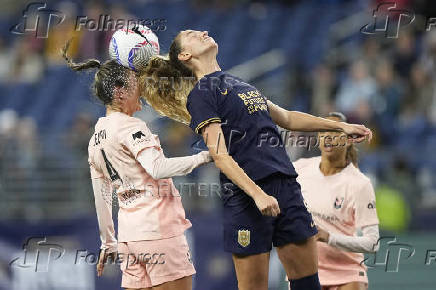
[108,24,159,71]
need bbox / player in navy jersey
[138,30,372,290]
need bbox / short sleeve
[354,179,379,228]
[119,118,161,158]
[187,83,221,134]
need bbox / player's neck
[106,107,130,117]
[319,155,347,176]
[194,55,221,80]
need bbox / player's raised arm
[267,100,372,143]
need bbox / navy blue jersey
[187,71,297,184]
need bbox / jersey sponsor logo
[312,211,341,223]
[237,229,250,247]
[132,131,146,140]
[333,197,344,209]
[367,200,376,209]
[237,89,268,114]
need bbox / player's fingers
[273,203,280,216]
[266,207,274,217]
[268,203,280,217]
[367,129,373,142]
[353,136,366,143]
[97,262,104,276]
[260,207,269,216]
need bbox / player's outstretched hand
[198,151,213,163]
[254,193,281,217]
[97,249,117,277]
[315,226,330,243]
[341,123,373,143]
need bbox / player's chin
[321,147,342,156]
[204,41,218,53]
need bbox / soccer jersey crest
[238,229,250,247]
[334,197,344,209]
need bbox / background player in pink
[293,112,380,290]
[62,42,211,290]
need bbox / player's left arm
[317,224,380,253]
[91,176,118,276]
[267,100,372,143]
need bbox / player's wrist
[335,121,346,132]
[326,232,334,245]
[198,151,212,163]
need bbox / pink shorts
[118,234,196,289]
[322,283,368,290]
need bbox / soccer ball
[108,24,159,71]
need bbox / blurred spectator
[421,30,436,124]
[310,64,336,116]
[392,31,417,80]
[77,2,111,60]
[44,1,81,65]
[360,38,382,76]
[372,59,403,145]
[401,62,433,121]
[15,117,40,171]
[335,59,376,122]
[0,37,12,83]
[66,112,94,158]
[9,38,44,83]
[384,155,420,214]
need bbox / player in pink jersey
[62,42,211,290]
[293,112,380,290]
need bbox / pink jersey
[88,112,191,242]
[294,156,379,285]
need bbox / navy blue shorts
[221,173,317,255]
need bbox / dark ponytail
[61,39,101,71]
[61,39,130,105]
[328,112,359,167]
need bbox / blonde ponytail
[139,55,195,125]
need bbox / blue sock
[289,272,321,290]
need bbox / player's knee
[237,270,268,290]
[238,277,268,290]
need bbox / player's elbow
[364,237,380,253]
[149,171,167,180]
[370,240,380,253]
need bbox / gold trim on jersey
[195,117,221,134]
